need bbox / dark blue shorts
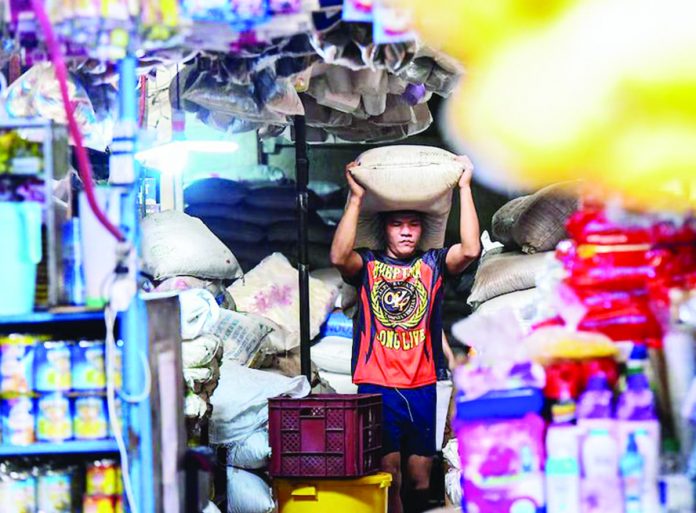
[358,383,437,457]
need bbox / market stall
[1,1,696,513]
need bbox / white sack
[311,336,352,375]
[317,370,358,395]
[228,253,339,347]
[142,210,243,281]
[467,251,549,307]
[183,360,219,393]
[213,309,276,366]
[226,429,271,470]
[443,439,461,470]
[182,334,222,369]
[445,469,463,507]
[179,289,221,340]
[226,468,274,513]
[210,362,310,445]
[351,145,463,250]
[185,391,209,419]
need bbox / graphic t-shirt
[348,248,449,389]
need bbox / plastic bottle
[546,425,580,513]
[582,428,619,477]
[621,433,645,513]
[617,373,661,511]
[577,374,613,420]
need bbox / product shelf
[0,439,119,457]
[0,309,105,327]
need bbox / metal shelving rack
[0,57,162,513]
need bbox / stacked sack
[310,310,357,394]
[466,183,579,317]
[211,364,311,513]
[184,174,340,272]
[141,210,244,427]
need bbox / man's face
[384,212,423,258]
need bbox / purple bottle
[616,373,657,421]
[577,374,614,420]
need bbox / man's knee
[407,456,432,491]
[382,455,402,490]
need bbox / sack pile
[310,311,357,394]
[211,364,310,513]
[463,183,580,321]
[184,176,340,272]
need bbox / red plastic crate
[268,394,382,478]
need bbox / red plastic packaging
[268,394,382,478]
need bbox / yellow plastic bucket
[274,472,392,513]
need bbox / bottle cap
[629,344,649,361]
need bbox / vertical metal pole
[294,115,312,382]
[118,55,155,513]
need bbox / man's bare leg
[405,455,433,513]
[382,452,403,513]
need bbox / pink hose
[30,0,125,242]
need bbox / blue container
[34,341,72,392]
[1,396,36,445]
[61,218,86,306]
[455,388,545,422]
[36,393,73,442]
[319,311,354,339]
[71,341,106,392]
[0,201,42,315]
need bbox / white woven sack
[228,253,339,345]
[311,336,352,375]
[351,145,463,250]
[141,210,243,281]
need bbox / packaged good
[62,218,86,306]
[546,419,581,513]
[37,393,73,442]
[71,341,107,391]
[74,395,109,440]
[620,433,645,513]
[0,336,36,394]
[114,496,124,513]
[86,460,119,496]
[34,341,72,392]
[37,468,74,513]
[579,428,622,513]
[0,468,37,513]
[577,375,613,420]
[1,397,35,445]
[455,388,546,513]
[83,495,115,513]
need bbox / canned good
[74,395,108,440]
[34,342,72,392]
[83,495,115,513]
[1,470,36,513]
[36,394,73,442]
[72,341,106,391]
[86,460,119,496]
[0,336,35,394]
[37,469,73,513]
[1,397,35,445]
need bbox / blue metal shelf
[0,439,119,457]
[0,309,105,326]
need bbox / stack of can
[0,459,123,513]
[0,334,123,445]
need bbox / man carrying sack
[330,151,480,513]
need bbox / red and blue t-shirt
[347,248,449,389]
